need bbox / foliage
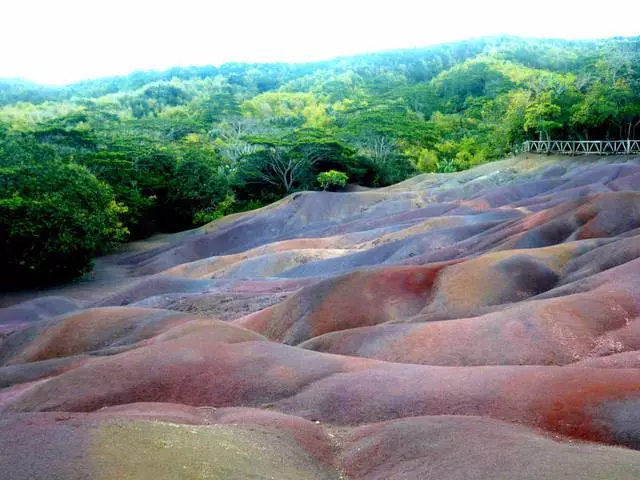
[76,151,157,237]
[240,129,355,193]
[415,149,439,173]
[434,157,466,173]
[317,170,349,190]
[168,144,234,229]
[0,161,127,288]
[192,194,237,225]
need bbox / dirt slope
[2,154,640,479]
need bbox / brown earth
[2,154,640,479]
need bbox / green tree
[524,91,562,141]
[168,144,234,228]
[76,152,156,238]
[0,123,57,165]
[317,170,349,190]
[0,162,127,287]
[241,129,355,193]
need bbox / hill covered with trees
[1,35,640,286]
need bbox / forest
[1,35,640,287]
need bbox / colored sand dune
[2,154,640,479]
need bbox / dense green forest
[2,35,640,287]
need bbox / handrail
[522,140,640,155]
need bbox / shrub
[435,157,467,173]
[317,170,349,190]
[77,152,156,239]
[0,161,127,288]
[415,149,439,173]
[168,147,234,228]
[192,194,236,225]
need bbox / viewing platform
[523,140,640,155]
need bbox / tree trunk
[632,119,640,140]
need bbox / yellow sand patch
[164,248,350,279]
[427,241,598,311]
[360,216,471,248]
[90,421,338,480]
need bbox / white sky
[1,0,639,85]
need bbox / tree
[191,91,241,125]
[76,152,157,238]
[570,81,615,139]
[433,59,513,112]
[241,146,309,193]
[0,124,57,166]
[524,91,562,141]
[339,105,436,148]
[168,144,234,228]
[241,92,329,128]
[571,79,640,140]
[608,79,640,140]
[211,118,260,162]
[241,129,355,193]
[414,149,439,173]
[0,162,127,287]
[336,104,435,184]
[317,170,348,190]
[398,84,440,118]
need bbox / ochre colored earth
[2,154,640,479]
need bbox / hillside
[2,35,640,288]
[2,154,640,478]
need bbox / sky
[2,0,639,85]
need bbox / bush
[317,170,349,190]
[168,146,234,229]
[0,161,127,288]
[434,158,467,173]
[415,149,439,173]
[77,152,156,239]
[80,139,179,237]
[192,194,236,225]
[365,155,416,187]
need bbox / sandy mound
[3,154,640,477]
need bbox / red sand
[2,155,640,478]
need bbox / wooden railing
[522,140,640,155]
